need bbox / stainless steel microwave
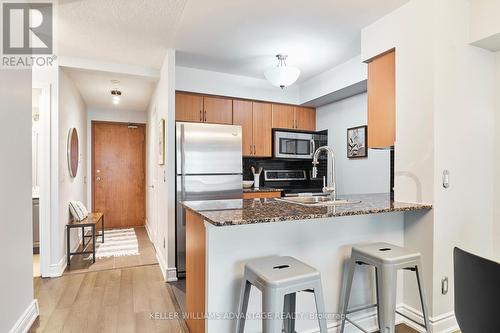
[273,130,316,159]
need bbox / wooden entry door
[92,122,146,228]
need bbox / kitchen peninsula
[182,194,431,333]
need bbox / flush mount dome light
[264,54,300,89]
[111,88,121,105]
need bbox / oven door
[274,131,315,159]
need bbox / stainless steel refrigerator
[175,122,243,277]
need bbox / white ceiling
[56,0,408,111]
[63,67,156,112]
[57,0,187,68]
[174,0,409,82]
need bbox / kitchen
[3,1,498,333]
[174,44,434,333]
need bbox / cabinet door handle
[204,110,207,122]
[253,145,256,155]
[250,144,253,155]
[199,110,202,121]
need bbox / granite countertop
[182,193,432,227]
[243,187,283,193]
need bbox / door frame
[32,82,52,278]
[91,120,147,225]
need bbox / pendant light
[264,54,300,89]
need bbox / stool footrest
[395,310,427,330]
[346,303,377,315]
[345,317,370,333]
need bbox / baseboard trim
[48,233,84,277]
[48,256,66,277]
[144,221,156,244]
[166,267,178,282]
[156,247,168,281]
[9,299,39,333]
[398,304,458,333]
[299,304,457,333]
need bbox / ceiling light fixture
[111,88,122,105]
[264,54,300,89]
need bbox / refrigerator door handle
[180,124,186,175]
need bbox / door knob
[96,176,102,181]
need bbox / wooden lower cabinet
[242,191,282,199]
[185,209,206,333]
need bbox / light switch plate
[442,170,450,188]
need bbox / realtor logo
[1,2,55,68]
[2,2,53,54]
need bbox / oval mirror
[67,128,79,177]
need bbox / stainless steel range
[263,169,326,197]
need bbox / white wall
[85,108,147,209]
[432,0,495,316]
[146,49,177,281]
[362,0,496,326]
[0,70,37,332]
[469,0,500,45]
[58,69,88,268]
[176,65,300,105]
[300,56,367,104]
[316,93,390,195]
[494,51,500,261]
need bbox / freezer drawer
[176,122,242,175]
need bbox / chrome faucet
[312,146,336,200]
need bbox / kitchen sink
[277,196,361,206]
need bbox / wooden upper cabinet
[272,104,316,131]
[203,96,233,124]
[295,107,316,131]
[252,102,272,157]
[272,104,295,129]
[367,50,395,148]
[176,92,203,122]
[233,99,253,156]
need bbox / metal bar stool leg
[340,257,356,333]
[283,293,296,333]
[375,267,382,330]
[236,279,252,333]
[262,288,284,333]
[312,280,328,333]
[415,261,430,332]
[377,266,397,333]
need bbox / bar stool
[339,243,430,333]
[236,256,328,333]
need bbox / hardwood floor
[30,265,188,333]
[64,227,157,275]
